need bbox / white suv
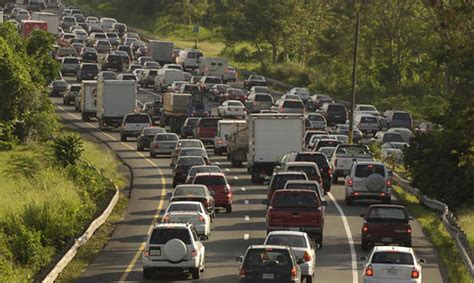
[345,161,393,205]
[120,113,152,141]
[142,223,206,279]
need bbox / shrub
[53,132,84,166]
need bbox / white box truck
[31,12,59,35]
[214,120,247,156]
[148,40,174,65]
[198,57,228,80]
[96,80,137,129]
[247,113,305,183]
[80,80,97,122]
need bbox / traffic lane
[328,181,444,283]
[52,100,170,283]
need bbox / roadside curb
[43,175,119,283]
[393,172,474,279]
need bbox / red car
[360,204,412,251]
[193,117,222,145]
[266,189,325,247]
[192,172,233,213]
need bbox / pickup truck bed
[331,144,373,182]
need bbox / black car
[80,48,98,63]
[321,103,348,126]
[136,127,166,151]
[180,117,200,138]
[117,45,132,59]
[236,245,302,283]
[50,80,69,97]
[278,151,333,192]
[77,63,99,81]
[102,54,123,72]
[172,156,206,187]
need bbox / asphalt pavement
[53,84,445,283]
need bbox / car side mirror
[159,209,165,216]
[261,200,268,205]
[419,258,426,264]
[235,256,244,263]
[166,192,172,199]
[359,256,367,261]
[297,258,305,264]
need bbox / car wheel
[306,275,313,283]
[143,267,152,280]
[251,170,261,183]
[226,204,232,213]
[150,152,156,158]
[345,196,353,206]
[317,237,323,249]
[361,239,369,251]
[120,135,127,142]
[137,146,144,151]
[191,267,200,279]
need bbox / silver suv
[344,161,392,205]
[119,113,151,141]
[142,223,206,280]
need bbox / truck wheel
[361,239,369,251]
[317,237,323,249]
[191,267,200,279]
[150,152,156,158]
[143,267,152,279]
[120,135,127,142]
[345,196,353,206]
[226,205,232,213]
[251,170,261,184]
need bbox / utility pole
[348,11,360,144]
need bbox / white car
[387,128,414,143]
[142,223,205,280]
[150,133,179,157]
[355,104,380,116]
[288,87,310,101]
[217,100,246,118]
[171,139,206,167]
[263,231,316,282]
[161,201,211,238]
[345,161,392,205]
[361,246,425,283]
[305,113,327,130]
[381,142,409,163]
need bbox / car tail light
[303,251,311,262]
[279,107,285,113]
[407,226,412,234]
[239,267,246,279]
[386,178,392,187]
[364,264,374,276]
[362,223,368,233]
[191,250,197,257]
[290,266,297,280]
[346,177,353,187]
[197,215,205,222]
[411,267,420,278]
[266,208,273,223]
[161,214,169,222]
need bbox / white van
[100,17,117,32]
[175,49,203,71]
[198,57,228,80]
[154,68,185,91]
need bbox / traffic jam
[4,2,428,282]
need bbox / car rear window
[205,77,222,84]
[266,235,307,248]
[194,176,226,186]
[70,85,81,91]
[174,186,206,196]
[82,64,98,71]
[149,228,191,245]
[285,183,319,192]
[180,149,205,157]
[228,101,242,106]
[371,252,414,265]
[271,174,307,190]
[244,249,292,268]
[155,134,178,141]
[361,116,378,123]
[144,128,165,136]
[286,166,318,178]
[255,94,272,102]
[368,207,407,221]
[178,157,205,166]
[336,146,369,155]
[168,203,201,212]
[189,166,221,176]
[64,58,78,63]
[308,114,325,121]
[271,191,320,207]
[295,154,328,167]
[178,140,202,148]
[393,112,411,120]
[355,164,385,178]
[126,115,150,123]
[317,140,340,148]
[283,100,303,108]
[199,119,219,128]
[327,104,346,112]
[383,133,404,143]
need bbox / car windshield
[368,207,407,222]
[194,176,226,186]
[271,174,307,189]
[283,100,303,108]
[70,85,81,91]
[361,116,378,123]
[271,191,319,207]
[125,115,150,123]
[155,134,178,141]
[167,203,201,212]
[250,75,264,81]
[244,249,292,268]
[174,187,206,196]
[328,104,346,112]
[82,64,98,71]
[150,228,191,244]
[384,133,404,143]
[355,164,385,178]
[371,252,414,265]
[265,235,307,248]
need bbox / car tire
[226,205,232,213]
[305,275,313,283]
[137,146,144,151]
[191,267,200,279]
[317,237,323,249]
[345,196,353,206]
[332,174,338,184]
[251,170,261,184]
[361,239,369,251]
[150,152,156,158]
[143,267,152,280]
[120,135,127,142]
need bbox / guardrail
[393,172,474,279]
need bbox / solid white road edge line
[244,200,249,205]
[243,234,250,240]
[244,216,250,221]
[328,192,359,283]
[241,187,246,191]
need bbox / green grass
[393,186,472,283]
[457,207,474,251]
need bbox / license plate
[386,268,398,275]
[382,237,392,242]
[150,249,161,256]
[262,273,274,279]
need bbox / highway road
[53,84,445,283]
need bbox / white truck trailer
[31,12,59,35]
[80,80,97,122]
[148,40,174,65]
[198,57,228,80]
[96,80,137,129]
[247,113,305,183]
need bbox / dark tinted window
[177,157,205,166]
[361,116,378,123]
[64,58,79,63]
[371,252,414,265]
[336,146,369,155]
[244,249,292,268]
[271,191,320,207]
[271,174,307,190]
[82,64,99,71]
[150,228,191,244]
[174,187,206,196]
[155,134,178,141]
[205,77,222,84]
[266,235,307,248]
[368,207,407,222]
[295,153,329,168]
[327,104,346,112]
[194,176,227,186]
[355,164,385,178]
[255,94,272,102]
[199,119,219,128]
[167,203,201,212]
[393,112,411,120]
[70,85,81,91]
[287,166,318,178]
[283,100,303,108]
[180,149,205,157]
[125,114,150,123]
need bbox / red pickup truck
[266,189,325,247]
[360,204,413,251]
[193,117,222,145]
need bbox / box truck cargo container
[96,80,137,128]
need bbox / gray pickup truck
[330,144,374,183]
